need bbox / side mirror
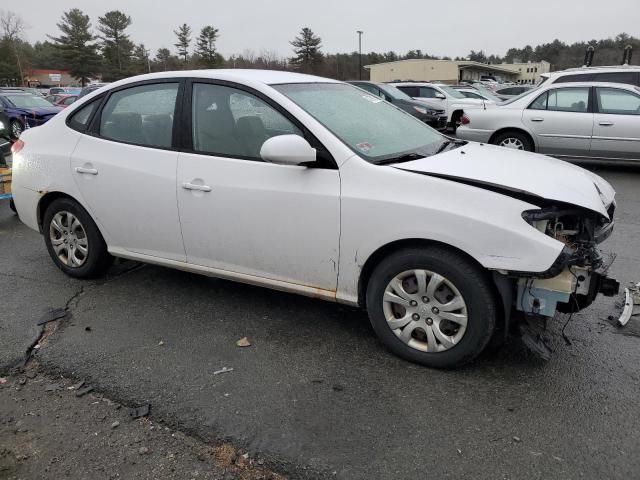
[260,135,316,166]
[435,93,446,99]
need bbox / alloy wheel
[499,137,524,150]
[49,211,89,267]
[382,269,468,353]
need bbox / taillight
[11,139,24,154]
[460,114,470,126]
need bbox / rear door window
[546,87,590,113]
[98,83,179,148]
[596,87,640,115]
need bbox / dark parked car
[0,107,11,164]
[348,81,448,130]
[78,83,109,98]
[0,91,63,139]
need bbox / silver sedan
[457,82,640,164]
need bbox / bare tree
[0,10,28,85]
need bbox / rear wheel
[366,247,497,368]
[492,131,533,151]
[43,198,112,278]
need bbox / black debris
[129,403,151,419]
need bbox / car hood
[11,106,62,116]
[393,142,615,218]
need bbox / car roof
[106,69,340,88]
[542,65,640,78]
[390,82,437,86]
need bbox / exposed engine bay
[515,204,619,317]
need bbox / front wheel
[366,247,497,368]
[43,197,112,278]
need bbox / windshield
[3,94,53,108]
[378,84,412,101]
[438,85,466,99]
[274,83,445,163]
[65,87,82,94]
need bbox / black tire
[43,197,112,278]
[9,198,16,213]
[366,247,497,369]
[450,111,463,134]
[10,119,23,140]
[491,130,533,152]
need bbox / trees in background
[1,6,640,86]
[195,26,220,67]
[290,27,323,73]
[174,23,191,63]
[97,10,134,81]
[48,8,100,86]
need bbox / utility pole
[357,30,363,80]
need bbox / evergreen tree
[290,27,323,73]
[131,43,149,74]
[97,10,134,80]
[195,26,219,67]
[155,47,171,71]
[48,9,100,86]
[174,23,191,63]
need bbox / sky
[7,0,640,59]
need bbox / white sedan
[457,81,640,164]
[11,70,619,368]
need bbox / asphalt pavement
[1,166,639,480]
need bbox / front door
[70,81,185,261]
[177,81,340,291]
[591,86,640,160]
[522,86,593,156]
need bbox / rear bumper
[456,127,494,143]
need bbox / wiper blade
[434,140,454,154]
[377,152,425,165]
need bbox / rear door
[70,80,186,261]
[522,86,593,156]
[591,86,640,160]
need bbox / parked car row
[0,89,63,139]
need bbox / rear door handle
[530,118,544,122]
[599,121,614,126]
[74,166,98,175]
[182,182,212,192]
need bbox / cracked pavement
[1,166,640,479]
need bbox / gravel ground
[0,365,284,480]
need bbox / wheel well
[488,128,535,150]
[37,192,78,232]
[357,238,507,335]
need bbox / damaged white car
[11,70,619,368]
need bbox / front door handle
[182,182,212,192]
[75,166,98,175]
[530,117,544,122]
[599,121,614,126]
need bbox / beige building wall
[500,61,551,84]
[368,60,460,83]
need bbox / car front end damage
[505,202,622,358]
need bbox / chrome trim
[538,133,591,139]
[591,136,640,142]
